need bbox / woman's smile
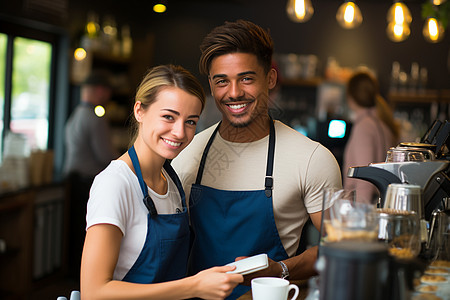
[162,138,182,148]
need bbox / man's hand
[234,256,282,286]
[234,246,319,285]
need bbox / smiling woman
[80,64,244,300]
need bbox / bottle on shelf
[101,14,120,56]
[121,24,133,58]
[80,11,101,52]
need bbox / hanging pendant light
[386,22,411,42]
[421,0,448,43]
[386,1,412,42]
[423,17,445,43]
[153,0,167,13]
[387,1,412,25]
[336,1,363,29]
[286,0,314,23]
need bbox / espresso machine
[334,120,450,298]
[347,120,450,222]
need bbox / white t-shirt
[86,160,182,280]
[172,121,342,256]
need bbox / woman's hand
[191,266,243,300]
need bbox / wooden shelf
[0,183,69,300]
[280,77,323,87]
[0,189,34,299]
[388,89,450,105]
[90,50,131,66]
[0,247,20,257]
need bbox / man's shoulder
[274,120,337,161]
[274,120,316,144]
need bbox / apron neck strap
[163,160,187,208]
[128,146,158,217]
[195,122,221,185]
[195,117,276,198]
[265,117,275,198]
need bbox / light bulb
[94,105,106,117]
[336,2,363,29]
[386,1,411,42]
[387,2,412,25]
[286,0,314,23]
[386,21,410,42]
[85,11,100,38]
[153,3,167,13]
[423,17,445,43]
[74,48,87,61]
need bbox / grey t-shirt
[64,103,117,178]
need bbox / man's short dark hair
[199,20,274,75]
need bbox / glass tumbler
[376,209,421,259]
[384,183,427,243]
[319,188,377,246]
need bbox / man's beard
[228,110,267,129]
[229,118,251,128]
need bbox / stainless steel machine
[347,120,450,221]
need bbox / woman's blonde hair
[129,64,205,145]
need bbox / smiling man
[172,20,342,300]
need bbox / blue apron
[189,119,289,299]
[122,146,190,284]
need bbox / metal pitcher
[427,203,450,260]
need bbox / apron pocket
[159,233,190,280]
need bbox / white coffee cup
[251,277,299,300]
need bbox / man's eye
[215,79,227,85]
[242,77,253,82]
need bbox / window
[0,28,54,162]
[10,37,52,151]
[0,33,6,155]
[0,16,70,179]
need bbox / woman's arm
[81,224,243,300]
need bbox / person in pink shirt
[342,70,400,204]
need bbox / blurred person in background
[64,70,118,178]
[343,70,400,204]
[64,70,118,281]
